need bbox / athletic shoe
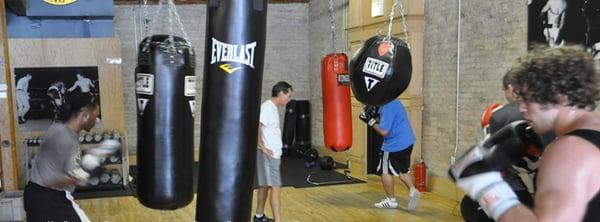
[374,197,398,209]
[253,215,274,222]
[407,189,421,211]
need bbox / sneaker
[407,189,420,211]
[374,197,398,209]
[253,215,274,222]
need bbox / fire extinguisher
[415,158,427,192]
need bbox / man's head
[25,74,32,80]
[502,71,519,103]
[59,94,99,132]
[510,45,599,132]
[271,81,293,106]
[76,73,83,80]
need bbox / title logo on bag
[362,57,388,79]
[364,76,380,92]
[44,0,77,5]
[211,38,257,73]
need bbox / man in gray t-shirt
[30,123,82,193]
[23,94,110,222]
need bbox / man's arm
[68,83,78,92]
[372,122,389,137]
[499,137,598,222]
[257,123,273,157]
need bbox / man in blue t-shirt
[359,99,420,211]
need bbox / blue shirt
[379,99,415,152]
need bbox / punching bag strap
[385,0,410,49]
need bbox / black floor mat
[73,183,134,199]
[75,155,365,199]
[279,156,366,188]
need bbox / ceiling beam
[114,0,309,5]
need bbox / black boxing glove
[359,106,378,127]
[448,120,542,220]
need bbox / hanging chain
[168,0,192,47]
[398,0,411,49]
[167,0,175,49]
[328,0,337,53]
[143,0,192,49]
[386,0,398,43]
[142,0,150,38]
[386,0,411,49]
[146,0,164,41]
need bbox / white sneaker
[374,197,398,209]
[407,189,420,211]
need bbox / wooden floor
[76,177,463,222]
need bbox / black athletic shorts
[23,182,87,222]
[377,145,413,175]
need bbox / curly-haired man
[456,45,600,222]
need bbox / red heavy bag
[321,53,352,151]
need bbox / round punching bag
[135,35,195,210]
[321,53,352,151]
[349,35,412,106]
[196,0,267,221]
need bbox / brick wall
[113,4,310,154]
[423,0,527,178]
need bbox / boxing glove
[81,139,121,171]
[359,106,378,127]
[68,168,91,186]
[449,120,541,220]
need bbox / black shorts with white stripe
[376,145,413,176]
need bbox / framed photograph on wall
[528,0,600,59]
[14,66,101,131]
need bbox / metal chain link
[386,0,398,43]
[143,0,192,48]
[168,0,192,47]
[398,0,411,49]
[386,0,411,49]
[146,0,164,40]
[328,0,337,53]
[142,0,149,38]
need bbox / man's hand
[260,147,273,157]
[81,139,120,171]
[68,168,90,186]
[359,106,378,127]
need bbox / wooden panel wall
[324,0,424,178]
[0,0,20,191]
[8,38,126,188]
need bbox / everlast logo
[211,38,257,71]
[44,0,77,5]
[362,57,389,79]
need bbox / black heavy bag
[196,1,267,221]
[135,35,195,210]
[295,100,311,154]
[282,99,297,157]
[349,35,412,106]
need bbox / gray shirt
[30,123,81,193]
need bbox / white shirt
[16,76,30,90]
[260,99,283,159]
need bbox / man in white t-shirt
[254,81,293,222]
[16,74,32,124]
